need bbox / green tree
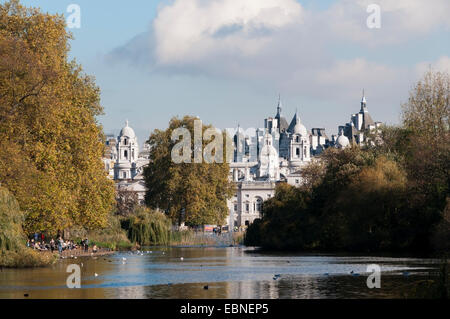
[144,116,233,226]
[0,1,115,235]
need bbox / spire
[235,123,241,136]
[361,89,367,111]
[295,107,300,123]
[277,94,282,115]
[125,119,129,127]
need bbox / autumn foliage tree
[0,1,115,235]
[144,116,233,227]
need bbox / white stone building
[104,121,150,204]
[332,91,383,148]
[227,97,317,228]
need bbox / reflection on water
[0,247,441,299]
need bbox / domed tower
[287,110,310,166]
[258,130,280,181]
[115,120,139,180]
[336,127,350,149]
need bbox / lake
[0,246,443,299]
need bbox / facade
[104,121,150,204]
[227,98,316,228]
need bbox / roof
[361,111,375,130]
[275,97,289,132]
[119,120,136,139]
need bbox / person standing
[50,238,55,253]
[84,238,89,252]
[57,236,63,254]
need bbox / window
[124,150,128,159]
[295,179,299,184]
[123,172,127,179]
[234,204,238,212]
[245,203,249,212]
[296,148,300,156]
[245,220,250,226]
[256,198,263,213]
[296,136,300,142]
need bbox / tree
[116,187,139,217]
[399,70,450,250]
[0,1,115,234]
[144,116,234,226]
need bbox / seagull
[94,273,98,277]
[122,257,127,261]
[180,257,184,261]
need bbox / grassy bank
[0,249,58,268]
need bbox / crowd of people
[26,233,97,255]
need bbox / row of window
[233,199,263,213]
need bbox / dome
[293,122,307,136]
[336,134,350,148]
[120,120,135,138]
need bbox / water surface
[0,247,442,298]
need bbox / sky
[18,0,450,145]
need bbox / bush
[124,207,172,246]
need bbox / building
[104,121,150,204]
[227,97,317,228]
[332,91,382,148]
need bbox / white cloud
[371,0,450,33]
[321,0,450,46]
[106,0,449,109]
[153,0,303,65]
[415,56,450,77]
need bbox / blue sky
[18,0,450,145]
